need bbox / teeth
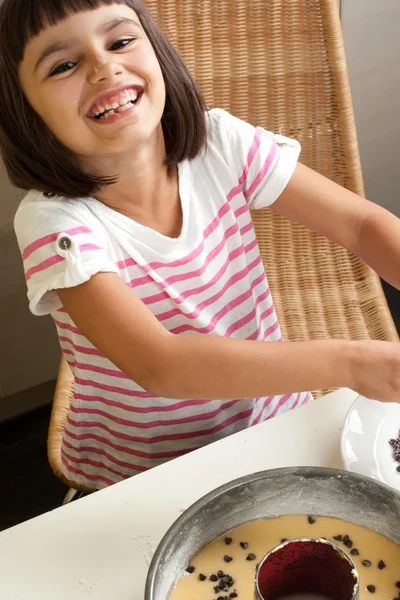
[116,103,132,113]
[91,89,140,118]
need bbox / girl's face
[19,4,166,166]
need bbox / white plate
[341,395,400,491]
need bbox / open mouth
[88,87,143,121]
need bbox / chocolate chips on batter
[217,571,225,578]
[362,560,372,567]
[246,553,256,561]
[224,555,233,563]
[224,537,233,545]
[213,571,235,595]
[342,535,353,548]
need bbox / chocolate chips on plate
[389,431,400,472]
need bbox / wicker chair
[48,0,398,493]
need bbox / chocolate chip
[308,515,316,524]
[240,541,249,549]
[389,434,400,469]
[224,555,233,563]
[246,553,256,560]
[342,535,353,548]
[396,582,400,588]
[215,586,222,594]
[210,574,218,581]
[217,570,224,578]
[225,537,233,545]
[344,539,353,548]
[185,565,195,574]
[281,538,288,543]
[350,548,359,556]
[378,560,386,569]
[217,597,225,600]
[230,594,238,599]
[367,585,376,593]
[333,535,343,541]
[199,573,206,581]
[362,560,372,567]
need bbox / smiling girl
[1,0,400,490]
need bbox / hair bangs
[3,0,126,67]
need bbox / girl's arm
[58,273,400,403]
[273,162,400,290]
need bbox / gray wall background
[341,0,400,218]
[0,0,399,414]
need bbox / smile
[87,86,144,121]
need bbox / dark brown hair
[0,0,207,198]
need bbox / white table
[0,388,357,600]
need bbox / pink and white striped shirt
[15,108,312,489]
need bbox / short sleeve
[207,108,301,209]
[14,191,119,316]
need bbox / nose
[88,55,124,83]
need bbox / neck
[87,124,169,210]
[81,128,182,237]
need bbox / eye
[109,38,135,51]
[49,61,76,77]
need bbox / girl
[1,0,400,490]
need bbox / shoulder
[15,189,89,223]
[203,108,266,179]
[204,108,265,164]
[205,107,256,143]
[14,190,102,252]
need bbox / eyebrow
[33,17,140,73]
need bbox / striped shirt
[15,108,312,489]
